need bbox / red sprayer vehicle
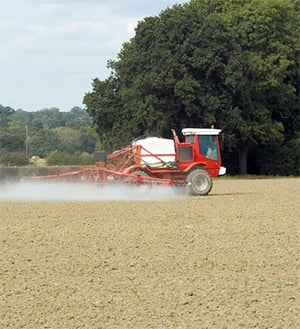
[25,127,226,196]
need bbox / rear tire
[186,169,212,196]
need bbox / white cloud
[0,0,187,111]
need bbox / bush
[0,149,29,166]
[46,151,95,166]
[250,136,300,176]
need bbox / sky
[0,0,187,112]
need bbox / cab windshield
[199,135,219,161]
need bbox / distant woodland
[0,106,100,167]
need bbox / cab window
[199,135,219,161]
[185,135,195,144]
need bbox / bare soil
[0,178,299,329]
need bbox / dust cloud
[0,182,185,202]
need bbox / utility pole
[25,125,29,159]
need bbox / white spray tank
[132,137,176,167]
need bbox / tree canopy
[84,0,299,175]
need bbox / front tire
[186,169,212,196]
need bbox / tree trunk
[238,144,249,175]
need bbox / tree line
[0,106,100,166]
[1,0,299,175]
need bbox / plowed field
[1,178,299,328]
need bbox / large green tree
[219,0,299,173]
[84,0,299,173]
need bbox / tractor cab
[179,128,226,177]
